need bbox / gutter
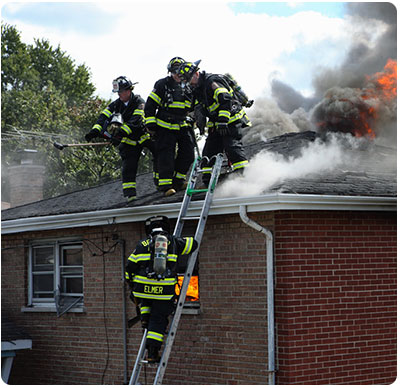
[239,205,275,385]
[1,193,396,235]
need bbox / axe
[53,141,111,151]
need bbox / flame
[366,58,397,100]
[315,59,397,139]
[175,275,199,301]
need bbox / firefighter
[125,215,198,363]
[177,61,251,185]
[85,76,158,202]
[144,57,195,197]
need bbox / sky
[1,1,360,102]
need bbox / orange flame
[316,58,397,139]
[366,58,397,100]
[176,275,199,301]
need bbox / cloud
[2,1,353,101]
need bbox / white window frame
[23,238,84,313]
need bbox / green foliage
[1,23,129,201]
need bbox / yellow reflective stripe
[121,123,132,135]
[159,178,172,186]
[167,100,191,109]
[202,167,212,175]
[181,237,194,255]
[228,109,246,124]
[232,160,249,170]
[147,331,164,342]
[145,116,157,125]
[213,87,230,101]
[101,108,112,118]
[138,133,150,144]
[134,108,144,116]
[92,124,102,132]
[134,275,177,286]
[121,138,137,146]
[141,306,151,314]
[209,101,219,113]
[123,182,136,189]
[168,254,177,263]
[125,271,130,280]
[218,110,230,119]
[133,292,174,300]
[149,91,162,105]
[174,172,186,180]
[129,253,151,263]
[156,118,180,130]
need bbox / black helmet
[177,60,201,82]
[145,215,171,236]
[112,76,137,93]
[167,57,185,74]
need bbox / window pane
[62,277,83,294]
[61,245,83,295]
[33,246,54,271]
[62,247,82,266]
[33,273,54,298]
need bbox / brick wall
[1,209,396,384]
[274,210,397,384]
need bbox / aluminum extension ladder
[129,153,224,385]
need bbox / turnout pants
[155,127,194,191]
[119,139,158,197]
[139,298,175,350]
[202,122,248,184]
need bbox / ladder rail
[129,154,224,385]
[129,328,148,385]
[153,154,224,384]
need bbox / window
[28,239,83,315]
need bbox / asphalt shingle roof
[2,131,396,221]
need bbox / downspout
[120,239,128,384]
[239,205,276,385]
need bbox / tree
[1,23,150,201]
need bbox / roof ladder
[129,153,224,385]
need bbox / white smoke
[216,134,365,198]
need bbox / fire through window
[175,275,199,301]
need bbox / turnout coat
[125,235,198,300]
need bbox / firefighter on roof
[178,61,251,186]
[144,57,195,197]
[85,76,158,202]
[125,215,198,363]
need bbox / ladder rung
[187,188,208,194]
[181,216,201,221]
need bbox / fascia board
[1,193,396,235]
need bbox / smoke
[216,132,395,199]
[242,99,312,144]
[243,2,397,147]
[218,3,397,199]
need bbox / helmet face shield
[112,76,137,93]
[168,56,185,74]
[177,60,201,83]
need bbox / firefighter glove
[146,124,158,136]
[110,135,121,146]
[85,130,98,142]
[216,122,229,136]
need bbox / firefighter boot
[146,345,161,364]
[172,178,187,192]
[164,187,176,197]
[127,189,137,202]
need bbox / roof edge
[1,193,396,235]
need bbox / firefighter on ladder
[177,60,251,186]
[85,76,158,202]
[125,216,198,363]
[144,57,195,197]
